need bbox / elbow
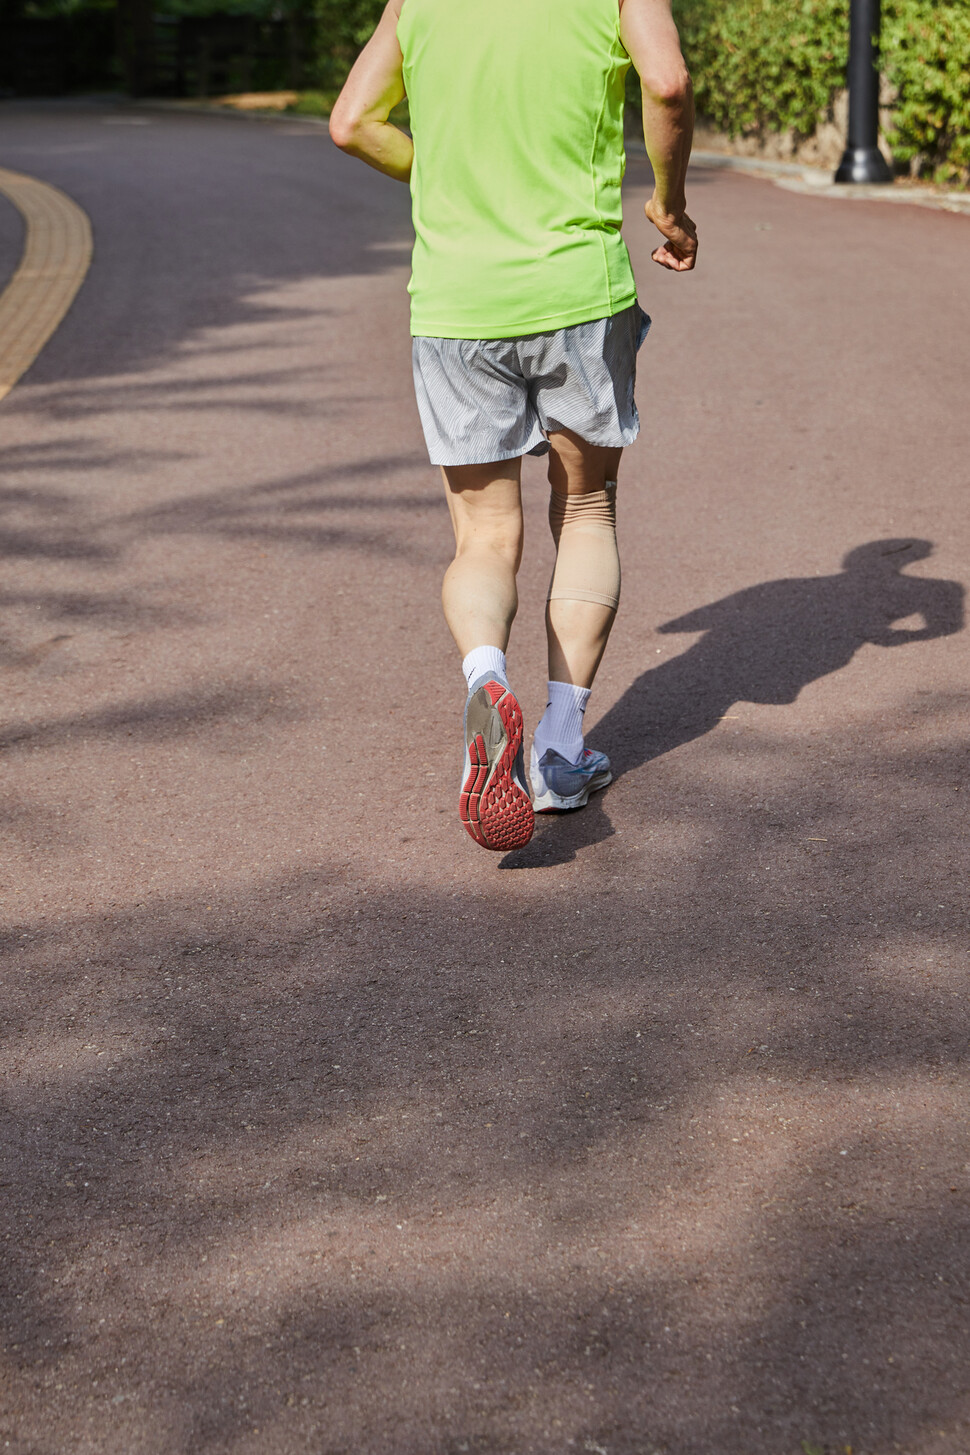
[328,108,359,151]
[641,65,691,106]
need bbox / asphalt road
[1,99,968,1455]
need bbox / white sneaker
[530,744,612,812]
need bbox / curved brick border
[0,166,93,403]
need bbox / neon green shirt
[397,0,637,339]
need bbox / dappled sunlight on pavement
[0,102,967,1455]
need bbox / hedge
[881,1,970,180]
[317,0,969,185]
[670,0,970,184]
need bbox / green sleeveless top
[397,0,636,339]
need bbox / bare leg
[442,459,534,851]
[545,429,622,688]
[440,458,524,657]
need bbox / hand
[644,194,697,271]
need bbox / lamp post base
[835,145,893,184]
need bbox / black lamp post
[835,0,893,183]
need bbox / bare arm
[328,0,413,183]
[619,0,697,271]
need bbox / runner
[330,0,697,850]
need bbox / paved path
[1,99,968,1455]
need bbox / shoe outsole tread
[460,681,534,851]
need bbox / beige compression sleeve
[547,483,621,611]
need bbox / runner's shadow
[503,539,963,867]
[499,792,616,870]
[600,538,963,777]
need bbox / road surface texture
[0,99,967,1455]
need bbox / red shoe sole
[459,682,534,852]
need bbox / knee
[547,483,620,611]
[548,481,617,545]
[453,517,523,566]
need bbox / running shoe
[460,675,535,851]
[530,744,612,813]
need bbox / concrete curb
[685,148,970,217]
[132,98,331,128]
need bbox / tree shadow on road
[0,102,417,389]
[2,711,969,1453]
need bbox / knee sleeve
[547,482,620,611]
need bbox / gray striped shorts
[412,302,651,467]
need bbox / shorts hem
[426,429,548,468]
[538,420,639,450]
[425,419,638,467]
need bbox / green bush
[314,0,970,184]
[669,0,970,183]
[672,0,847,142]
[882,1,970,183]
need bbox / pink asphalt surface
[0,100,968,1455]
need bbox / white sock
[533,680,590,763]
[462,645,509,690]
